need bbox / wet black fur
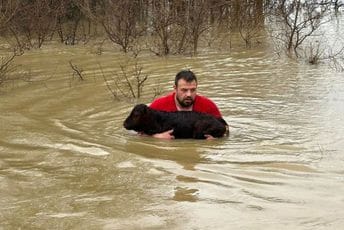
[123,104,226,139]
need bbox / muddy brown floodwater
[1,16,344,230]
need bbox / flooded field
[1,14,344,230]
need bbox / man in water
[149,70,229,139]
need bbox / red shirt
[149,92,223,118]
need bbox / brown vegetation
[269,0,331,57]
[0,49,24,87]
[101,57,149,100]
[1,0,343,91]
[1,0,342,57]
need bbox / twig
[99,63,119,100]
[69,60,84,80]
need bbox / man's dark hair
[175,70,197,86]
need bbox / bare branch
[69,60,84,80]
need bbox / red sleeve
[149,92,177,112]
[204,101,222,118]
[208,103,222,118]
[193,95,222,118]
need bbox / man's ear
[173,85,177,90]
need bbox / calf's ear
[135,104,148,114]
[141,104,149,113]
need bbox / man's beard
[177,96,194,107]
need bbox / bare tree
[185,0,211,54]
[268,0,331,57]
[0,49,23,87]
[331,0,344,12]
[7,0,60,50]
[150,0,216,55]
[101,57,149,100]
[149,0,178,55]
[304,40,325,64]
[326,38,344,71]
[78,0,144,53]
[237,0,265,48]
[56,0,86,45]
[0,0,19,29]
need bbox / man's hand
[204,134,216,140]
[152,129,175,139]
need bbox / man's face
[174,79,197,108]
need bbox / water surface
[1,19,344,230]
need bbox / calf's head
[123,104,150,131]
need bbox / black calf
[123,104,226,139]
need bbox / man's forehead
[176,79,197,87]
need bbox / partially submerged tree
[7,0,60,49]
[149,0,178,55]
[0,49,24,87]
[101,57,149,100]
[237,0,265,48]
[0,0,19,30]
[268,0,331,57]
[332,0,344,12]
[0,0,342,61]
[184,0,211,54]
[149,0,213,55]
[78,0,144,53]
[56,0,88,45]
